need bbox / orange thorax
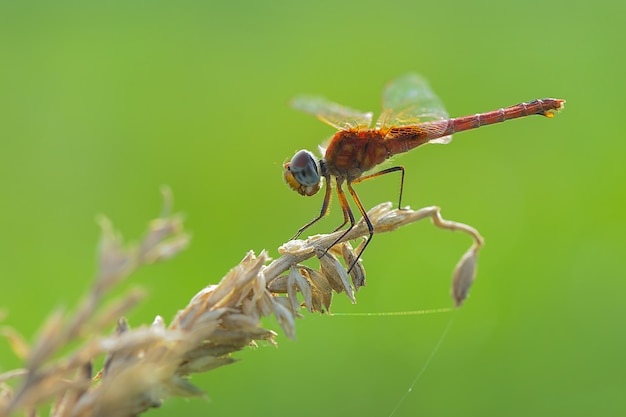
[324,129,389,180]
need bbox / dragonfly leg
[326,168,405,272]
[332,189,351,233]
[292,174,333,240]
[352,166,405,209]
[345,181,374,273]
[322,178,356,255]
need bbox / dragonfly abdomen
[382,98,565,156]
[383,125,434,155]
[439,98,565,136]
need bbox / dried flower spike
[0,195,483,417]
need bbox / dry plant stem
[265,202,483,306]
[0,197,482,417]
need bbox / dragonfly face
[283,149,322,196]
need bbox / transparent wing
[292,95,373,130]
[376,73,450,130]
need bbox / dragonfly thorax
[283,149,323,196]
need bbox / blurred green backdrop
[0,0,623,416]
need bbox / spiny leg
[292,174,333,240]
[327,167,405,272]
[333,182,352,233]
[352,166,405,209]
[344,181,374,273]
[322,178,356,256]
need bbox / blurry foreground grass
[0,190,482,417]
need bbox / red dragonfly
[284,74,564,270]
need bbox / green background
[0,1,623,416]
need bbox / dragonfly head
[283,149,322,196]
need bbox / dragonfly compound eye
[283,149,321,196]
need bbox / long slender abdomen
[384,98,565,155]
[440,98,565,136]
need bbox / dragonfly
[283,73,565,271]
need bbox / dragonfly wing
[376,73,450,130]
[292,95,373,130]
